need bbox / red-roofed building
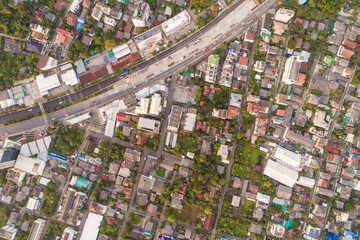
[327,141,340,154]
[238,57,249,70]
[101,174,109,181]
[67,13,78,27]
[244,30,255,43]
[203,214,215,230]
[117,113,126,121]
[338,46,355,60]
[94,167,100,172]
[254,164,263,174]
[227,106,239,120]
[195,192,205,200]
[276,110,286,117]
[259,106,269,113]
[295,17,304,25]
[136,133,148,146]
[179,183,188,195]
[79,66,109,84]
[195,121,207,131]
[106,217,120,225]
[34,11,45,21]
[154,20,161,26]
[70,29,80,38]
[343,38,358,49]
[203,82,211,96]
[247,102,259,115]
[56,27,71,37]
[250,182,259,194]
[343,67,355,77]
[199,101,205,106]
[146,204,158,215]
[295,38,303,48]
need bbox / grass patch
[156,167,166,177]
[249,148,266,165]
[0,204,11,227]
[242,200,254,219]
[177,135,198,152]
[180,205,200,223]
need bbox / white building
[135,98,150,115]
[61,227,77,240]
[274,8,295,23]
[29,219,46,240]
[217,144,229,164]
[134,26,163,51]
[60,69,79,86]
[104,16,117,27]
[36,74,61,96]
[132,2,151,28]
[69,0,82,13]
[36,54,58,71]
[263,159,298,187]
[149,94,162,115]
[137,117,158,131]
[297,176,315,188]
[105,119,115,137]
[112,44,131,60]
[26,197,41,211]
[229,93,242,108]
[0,224,17,240]
[183,112,197,132]
[79,212,103,240]
[13,136,51,176]
[273,146,303,170]
[281,56,303,84]
[161,10,191,36]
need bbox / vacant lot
[180,205,200,223]
[249,148,266,165]
[177,135,198,153]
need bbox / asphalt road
[0,0,276,136]
[0,0,250,124]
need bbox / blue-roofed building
[306,226,320,239]
[26,40,45,54]
[76,17,86,31]
[158,236,173,240]
[76,178,90,188]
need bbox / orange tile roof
[227,106,239,119]
[294,73,306,86]
[57,34,66,43]
[247,102,259,113]
[276,110,286,117]
[343,38,357,49]
[345,67,355,76]
[340,47,355,60]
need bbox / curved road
[0,0,248,124]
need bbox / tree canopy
[0,0,33,38]
[54,125,85,156]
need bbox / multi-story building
[132,2,151,28]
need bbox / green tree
[105,39,117,50]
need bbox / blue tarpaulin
[344,231,359,239]
[48,153,67,162]
[325,232,339,240]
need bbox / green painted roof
[208,54,220,67]
[286,84,292,95]
[324,55,334,67]
[284,218,293,228]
